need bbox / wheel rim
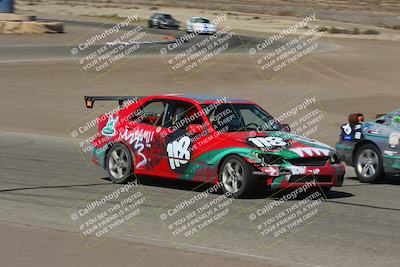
[108,148,129,179]
[356,149,379,178]
[222,159,245,193]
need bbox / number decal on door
[167,136,191,169]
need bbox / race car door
[374,112,400,154]
[122,99,172,176]
[160,100,211,180]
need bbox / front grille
[289,175,332,183]
[263,154,284,164]
[286,157,329,166]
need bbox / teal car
[336,109,400,182]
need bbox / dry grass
[319,26,379,35]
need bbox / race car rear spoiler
[347,112,387,123]
[84,96,144,108]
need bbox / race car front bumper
[383,153,400,174]
[252,163,345,190]
[336,141,355,166]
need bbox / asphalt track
[1,130,400,267]
[0,18,336,62]
[1,17,400,267]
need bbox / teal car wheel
[355,144,383,183]
[106,144,135,184]
[219,155,256,198]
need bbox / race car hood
[161,18,179,25]
[221,131,334,158]
[193,22,215,28]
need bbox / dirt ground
[0,222,282,267]
[0,36,399,145]
[15,0,400,41]
[1,3,400,267]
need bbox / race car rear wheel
[219,155,256,198]
[355,144,383,183]
[106,144,135,184]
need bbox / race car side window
[166,101,204,130]
[130,100,169,126]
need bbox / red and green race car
[85,94,344,197]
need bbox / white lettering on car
[248,137,287,148]
[167,136,191,170]
[120,128,154,168]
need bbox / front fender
[206,147,258,166]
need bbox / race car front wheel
[106,144,135,184]
[355,144,383,183]
[219,155,256,198]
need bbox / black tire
[148,21,153,28]
[354,143,383,183]
[218,155,256,198]
[106,143,135,184]
[157,22,162,29]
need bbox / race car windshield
[194,18,210,23]
[201,103,283,132]
[390,111,400,128]
[161,14,173,19]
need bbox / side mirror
[375,113,386,124]
[187,124,204,135]
[282,123,291,132]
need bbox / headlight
[254,151,264,161]
[253,151,284,165]
[330,154,340,164]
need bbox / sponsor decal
[389,132,400,148]
[384,150,398,156]
[120,128,154,168]
[368,129,381,135]
[341,123,362,141]
[342,124,352,135]
[344,135,353,141]
[248,137,287,149]
[101,116,118,137]
[262,166,280,176]
[288,166,306,175]
[308,168,320,175]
